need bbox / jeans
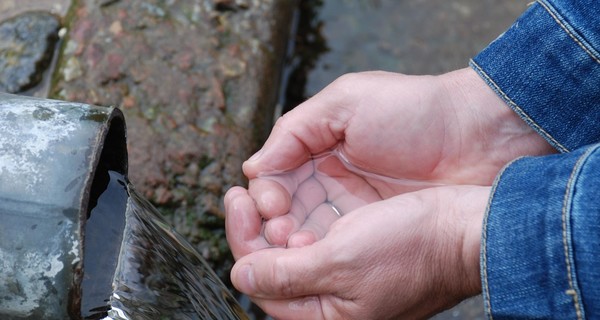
[469,0,600,318]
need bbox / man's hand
[225,68,553,319]
[241,152,393,247]
[244,68,553,187]
[238,67,553,247]
[226,185,489,320]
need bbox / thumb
[231,245,333,299]
[243,94,350,179]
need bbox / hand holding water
[225,67,554,318]
[227,185,490,319]
[226,150,384,255]
[227,67,552,256]
[242,68,552,188]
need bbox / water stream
[82,171,248,320]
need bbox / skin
[225,67,554,319]
[226,185,487,319]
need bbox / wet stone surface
[0,0,71,22]
[51,0,295,279]
[286,0,530,105]
[0,12,60,93]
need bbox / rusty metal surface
[0,93,125,319]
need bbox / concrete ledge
[51,0,296,272]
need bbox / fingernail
[236,264,255,293]
[248,148,264,162]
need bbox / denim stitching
[480,159,518,320]
[470,60,569,153]
[561,146,598,320]
[538,0,600,64]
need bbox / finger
[313,155,382,213]
[262,199,309,247]
[248,160,315,219]
[224,187,270,260]
[287,202,340,248]
[243,88,353,178]
[248,179,291,219]
[250,296,327,320]
[263,177,327,246]
[231,245,333,299]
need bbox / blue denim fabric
[470,0,600,153]
[483,145,600,319]
[470,0,600,318]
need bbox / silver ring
[329,202,343,217]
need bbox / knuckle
[330,72,362,91]
[395,191,423,209]
[272,114,290,131]
[270,257,296,297]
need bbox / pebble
[0,12,60,93]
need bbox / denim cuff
[470,0,600,153]
[482,144,600,319]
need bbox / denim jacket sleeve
[482,146,600,319]
[469,0,600,319]
[470,0,600,152]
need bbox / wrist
[433,186,487,302]
[439,68,555,184]
[458,186,488,296]
[451,67,555,154]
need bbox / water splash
[83,171,248,320]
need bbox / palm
[252,152,385,247]
[229,186,489,319]
[244,70,549,190]
[236,69,552,250]
[226,68,553,319]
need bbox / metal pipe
[0,93,127,319]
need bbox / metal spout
[0,93,127,319]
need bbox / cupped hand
[241,148,457,247]
[231,151,391,248]
[225,67,553,318]
[238,68,552,247]
[244,68,553,187]
[227,185,490,320]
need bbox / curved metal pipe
[0,93,127,319]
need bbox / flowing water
[82,170,248,320]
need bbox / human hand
[231,151,394,248]
[244,68,553,188]
[226,185,489,320]
[240,67,552,247]
[240,148,455,248]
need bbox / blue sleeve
[482,144,600,319]
[470,0,600,153]
[472,0,600,318]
